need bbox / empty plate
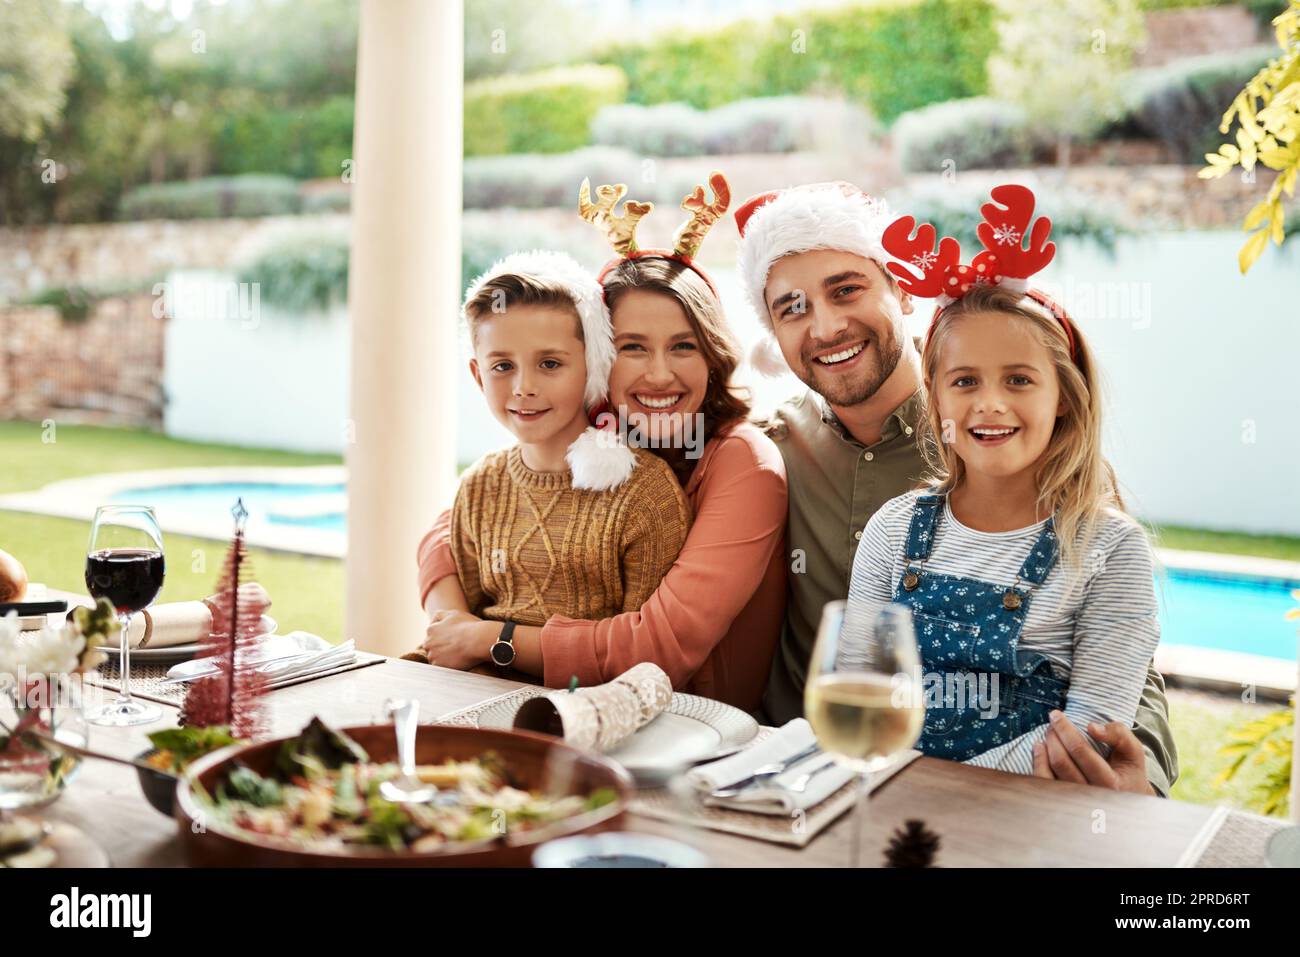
[101,615,277,664]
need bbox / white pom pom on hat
[734,182,897,335]
[460,249,637,491]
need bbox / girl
[417,174,788,712]
[846,185,1160,773]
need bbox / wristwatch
[489,621,517,668]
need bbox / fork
[786,758,838,793]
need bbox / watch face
[490,641,514,667]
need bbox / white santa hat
[734,182,897,375]
[461,250,636,490]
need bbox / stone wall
[0,294,165,428]
[1137,5,1265,68]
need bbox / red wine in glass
[85,549,165,613]
[84,505,165,727]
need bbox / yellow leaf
[1243,199,1273,232]
[1239,229,1270,273]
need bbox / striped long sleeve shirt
[847,488,1161,775]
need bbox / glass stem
[852,768,872,868]
[116,611,134,705]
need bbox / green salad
[194,719,618,853]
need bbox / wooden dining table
[42,651,1232,868]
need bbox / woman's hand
[1032,709,1155,796]
[419,611,497,671]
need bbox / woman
[415,254,787,713]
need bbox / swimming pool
[111,481,346,533]
[109,480,1298,662]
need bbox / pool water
[112,482,1299,661]
[112,482,346,534]
[1158,570,1297,661]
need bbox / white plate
[101,615,277,664]
[476,691,759,777]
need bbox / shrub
[591,96,879,157]
[464,64,627,156]
[463,145,707,210]
[20,276,160,323]
[236,230,350,313]
[212,96,355,180]
[892,97,1047,172]
[597,0,998,124]
[1124,46,1275,162]
[117,175,302,221]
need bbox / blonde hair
[917,284,1133,585]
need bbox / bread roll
[0,548,27,602]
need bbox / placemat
[435,684,923,848]
[84,652,386,706]
[1184,805,1295,868]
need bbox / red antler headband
[880,184,1077,362]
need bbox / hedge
[597,0,998,124]
[213,95,355,180]
[464,64,627,156]
[117,175,302,221]
[1123,46,1276,162]
[892,97,1048,173]
[591,96,879,157]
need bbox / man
[733,182,1177,797]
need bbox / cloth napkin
[258,635,354,684]
[512,662,673,751]
[686,718,856,816]
[122,601,212,648]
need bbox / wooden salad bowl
[174,724,634,867]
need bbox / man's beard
[795,327,903,408]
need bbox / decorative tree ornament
[182,498,269,738]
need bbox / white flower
[0,614,87,681]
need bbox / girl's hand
[418,611,496,671]
[1032,710,1155,796]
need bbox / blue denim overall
[892,493,1068,761]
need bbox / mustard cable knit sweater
[450,445,691,627]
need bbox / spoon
[26,729,176,778]
[378,699,436,804]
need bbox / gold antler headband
[672,171,730,260]
[578,179,653,256]
[579,171,731,270]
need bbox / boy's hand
[1031,710,1155,796]
[419,610,495,671]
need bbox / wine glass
[804,600,923,867]
[84,505,165,726]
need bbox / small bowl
[134,749,179,818]
[1266,825,1300,868]
[532,832,708,868]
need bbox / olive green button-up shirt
[758,387,1179,796]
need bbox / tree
[987,0,1145,168]
[0,0,76,142]
[1199,0,1300,273]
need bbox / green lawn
[0,422,343,640]
[1,423,1295,815]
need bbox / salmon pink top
[417,421,788,713]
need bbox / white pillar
[346,0,462,656]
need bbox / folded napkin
[122,601,212,649]
[166,632,348,683]
[512,662,673,752]
[687,718,856,816]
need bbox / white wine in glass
[804,601,923,867]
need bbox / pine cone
[884,819,940,868]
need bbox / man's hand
[418,610,496,671]
[1031,709,1155,796]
